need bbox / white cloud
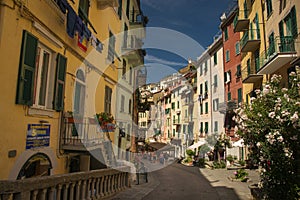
[145,55,186,67]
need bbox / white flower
[277,136,284,142]
[263,87,270,94]
[250,97,256,101]
[268,112,276,118]
[258,113,262,117]
[257,142,261,147]
[289,71,296,76]
[281,88,288,92]
[281,110,290,117]
[255,89,261,95]
[291,112,299,123]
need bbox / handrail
[0,166,130,199]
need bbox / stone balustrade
[0,166,130,200]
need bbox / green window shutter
[238,88,242,104]
[16,30,38,106]
[291,7,298,38]
[228,92,231,101]
[54,53,67,111]
[279,21,284,37]
[205,102,208,114]
[243,1,248,18]
[255,13,260,39]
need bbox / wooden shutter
[54,53,67,111]
[291,7,298,38]
[16,30,38,105]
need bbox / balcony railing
[257,36,297,74]
[0,166,130,200]
[240,29,261,52]
[233,9,250,32]
[61,117,111,151]
[96,0,119,9]
[241,62,263,83]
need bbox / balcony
[233,10,250,32]
[61,117,111,151]
[257,36,297,74]
[241,63,263,83]
[96,0,119,9]
[240,30,261,53]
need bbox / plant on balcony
[234,73,300,199]
[96,112,114,126]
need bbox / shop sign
[26,124,50,149]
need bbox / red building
[220,7,243,139]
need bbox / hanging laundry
[75,16,83,37]
[66,4,77,38]
[91,34,97,48]
[96,39,103,53]
[81,23,91,41]
[57,0,68,14]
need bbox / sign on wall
[26,124,50,149]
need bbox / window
[243,1,248,18]
[122,59,126,79]
[200,83,203,95]
[213,75,218,87]
[225,50,230,62]
[279,0,286,13]
[34,45,54,109]
[254,49,260,72]
[268,32,275,56]
[108,31,116,62]
[266,0,272,17]
[224,71,231,84]
[171,102,175,110]
[235,42,240,55]
[247,59,251,75]
[129,67,132,85]
[213,98,219,111]
[120,95,125,112]
[228,92,231,101]
[126,0,130,19]
[224,27,228,41]
[254,13,260,39]
[105,86,112,113]
[123,24,128,48]
[214,121,218,133]
[238,88,243,104]
[204,61,208,72]
[205,102,208,114]
[78,0,90,24]
[129,99,132,114]
[213,53,217,65]
[118,0,122,19]
[199,65,203,75]
[283,7,298,38]
[235,65,241,77]
[204,81,208,93]
[16,31,66,111]
[177,101,180,109]
[200,104,203,115]
[204,122,209,134]
[173,129,175,137]
[200,122,203,133]
[173,115,175,123]
[74,70,86,115]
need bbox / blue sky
[140,0,235,83]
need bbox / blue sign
[26,124,50,149]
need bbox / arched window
[17,153,52,179]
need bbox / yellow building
[0,0,148,180]
[235,0,267,103]
[257,0,300,86]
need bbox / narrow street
[111,161,252,200]
[143,163,241,200]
